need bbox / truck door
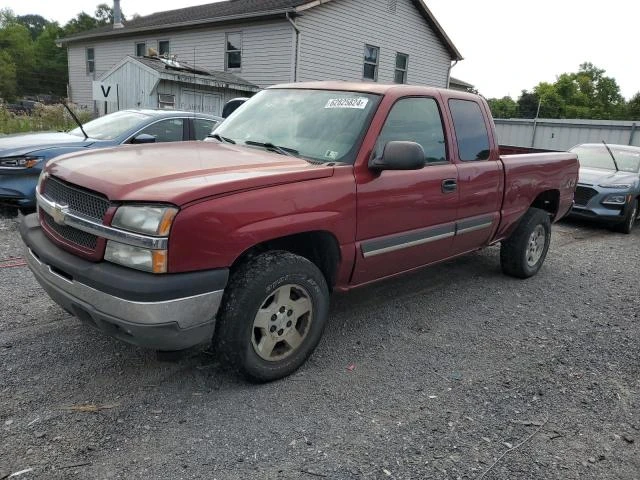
[446,98,503,255]
[352,96,459,285]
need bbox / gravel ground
[0,212,638,480]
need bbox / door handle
[442,179,457,193]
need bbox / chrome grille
[574,186,598,206]
[43,176,109,220]
[42,211,98,250]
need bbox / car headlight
[0,155,41,169]
[105,241,168,273]
[599,183,632,189]
[602,194,628,205]
[112,205,178,236]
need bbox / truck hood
[578,167,638,187]
[46,142,335,206]
[0,132,95,157]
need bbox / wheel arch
[530,189,560,219]
[231,230,342,290]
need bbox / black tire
[213,251,329,382]
[500,208,551,279]
[614,199,638,234]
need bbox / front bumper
[0,171,38,207]
[569,186,631,224]
[20,214,228,351]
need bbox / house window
[394,53,408,84]
[158,40,170,56]
[86,48,95,75]
[135,42,146,57]
[363,45,379,81]
[158,94,175,109]
[226,32,242,70]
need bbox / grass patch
[0,105,94,135]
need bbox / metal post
[629,122,637,146]
[116,84,120,111]
[530,97,542,148]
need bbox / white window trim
[363,44,379,82]
[394,53,409,84]
[225,31,243,72]
[158,39,171,56]
[86,47,95,76]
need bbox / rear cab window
[448,99,490,161]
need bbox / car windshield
[68,111,151,140]
[572,145,640,173]
[213,89,381,163]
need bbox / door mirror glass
[130,133,157,144]
[369,141,425,171]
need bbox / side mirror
[369,141,425,171]
[222,98,249,118]
[131,133,156,144]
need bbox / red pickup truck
[20,82,578,381]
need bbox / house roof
[449,77,475,89]
[101,55,260,92]
[59,0,462,60]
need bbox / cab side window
[137,118,185,143]
[448,99,490,161]
[375,97,447,164]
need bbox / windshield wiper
[208,133,236,144]
[602,140,620,172]
[245,140,299,157]
[63,102,88,140]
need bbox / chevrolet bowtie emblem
[51,202,68,225]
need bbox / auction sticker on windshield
[325,97,369,109]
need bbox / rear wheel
[213,251,329,382]
[501,208,551,279]
[614,199,638,234]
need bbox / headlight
[112,205,178,236]
[0,155,41,169]
[602,194,627,205]
[599,183,632,189]
[105,241,168,273]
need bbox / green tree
[16,14,48,39]
[63,12,100,35]
[0,50,17,101]
[0,22,35,96]
[33,22,68,96]
[517,91,539,118]
[487,96,518,118]
[627,93,640,121]
[515,63,628,120]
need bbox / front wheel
[500,208,551,279]
[614,199,638,234]
[213,251,329,382]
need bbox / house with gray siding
[59,0,462,116]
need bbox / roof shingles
[60,0,461,60]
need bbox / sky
[6,0,640,100]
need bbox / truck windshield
[68,111,150,140]
[571,145,640,173]
[213,89,381,163]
